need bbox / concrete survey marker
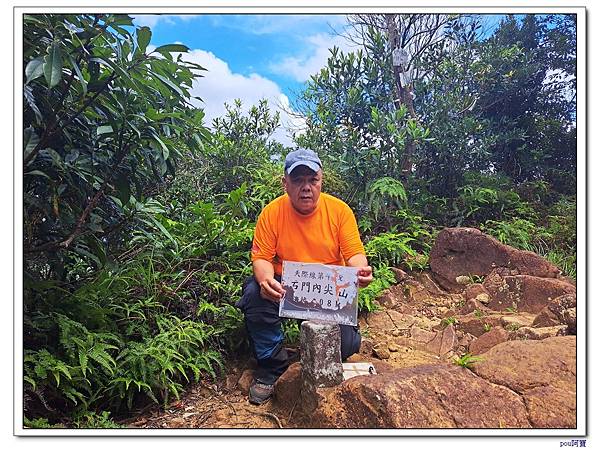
[279,261,359,326]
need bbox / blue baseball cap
[284,148,322,175]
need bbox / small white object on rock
[456,275,472,285]
[476,293,491,304]
[342,362,377,380]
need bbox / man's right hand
[259,278,285,303]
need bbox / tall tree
[24,14,208,282]
[345,14,459,177]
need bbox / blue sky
[131,14,354,146]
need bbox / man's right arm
[253,258,284,302]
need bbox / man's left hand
[356,266,373,288]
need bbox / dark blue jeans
[235,275,362,384]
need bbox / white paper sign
[278,261,359,326]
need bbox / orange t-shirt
[251,193,365,276]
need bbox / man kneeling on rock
[235,147,373,405]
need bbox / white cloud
[269,33,358,82]
[181,49,306,147]
[209,14,348,36]
[131,15,196,29]
[131,15,170,28]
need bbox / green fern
[367,177,407,221]
[358,265,396,312]
[365,231,417,267]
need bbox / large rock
[469,326,509,355]
[532,293,577,334]
[483,273,576,314]
[377,284,407,309]
[458,298,489,315]
[471,336,575,428]
[273,362,302,411]
[510,325,568,340]
[500,314,535,329]
[523,385,576,428]
[236,369,254,393]
[307,364,531,428]
[464,283,488,300]
[455,314,503,337]
[392,325,457,357]
[364,309,415,333]
[430,228,561,289]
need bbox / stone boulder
[377,284,407,309]
[430,228,561,289]
[306,364,531,428]
[532,293,577,334]
[509,325,568,340]
[455,314,503,337]
[464,283,488,301]
[236,369,254,393]
[471,336,575,428]
[391,267,409,283]
[521,385,577,428]
[483,273,576,314]
[469,326,509,355]
[363,310,416,334]
[388,325,457,357]
[458,298,490,315]
[273,362,302,411]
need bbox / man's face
[283,165,323,215]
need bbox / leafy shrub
[358,265,396,312]
[545,195,576,251]
[72,411,123,429]
[441,317,458,328]
[448,172,537,227]
[366,176,407,222]
[482,218,539,249]
[109,316,223,409]
[282,320,301,345]
[365,232,416,267]
[24,417,65,429]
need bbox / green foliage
[282,320,301,345]
[365,232,416,267]
[207,99,285,206]
[545,196,576,252]
[24,417,65,429]
[367,177,407,222]
[358,265,396,313]
[453,353,483,368]
[23,182,252,421]
[449,173,536,227]
[110,316,223,409]
[483,218,539,249]
[296,42,425,216]
[505,323,521,332]
[72,411,123,429]
[441,317,458,328]
[24,14,208,271]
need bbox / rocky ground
[119,227,577,430]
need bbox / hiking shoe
[249,380,274,405]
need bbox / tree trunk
[386,14,417,180]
